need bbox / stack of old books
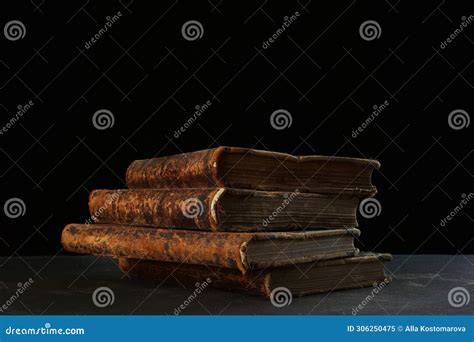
[62,147,391,298]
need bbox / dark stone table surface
[0,255,472,315]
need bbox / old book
[126,147,380,195]
[61,223,360,273]
[89,188,362,231]
[118,253,392,297]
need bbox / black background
[0,0,472,257]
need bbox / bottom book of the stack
[61,223,392,297]
[118,253,392,298]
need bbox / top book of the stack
[126,146,380,195]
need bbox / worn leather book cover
[118,253,392,297]
[126,146,380,195]
[61,223,360,274]
[89,188,364,231]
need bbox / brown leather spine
[126,147,225,189]
[61,224,361,274]
[118,258,270,296]
[89,188,362,231]
[61,223,250,273]
[125,146,380,192]
[89,188,223,231]
[118,253,392,298]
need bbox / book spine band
[126,147,225,189]
[61,224,249,273]
[88,188,223,231]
